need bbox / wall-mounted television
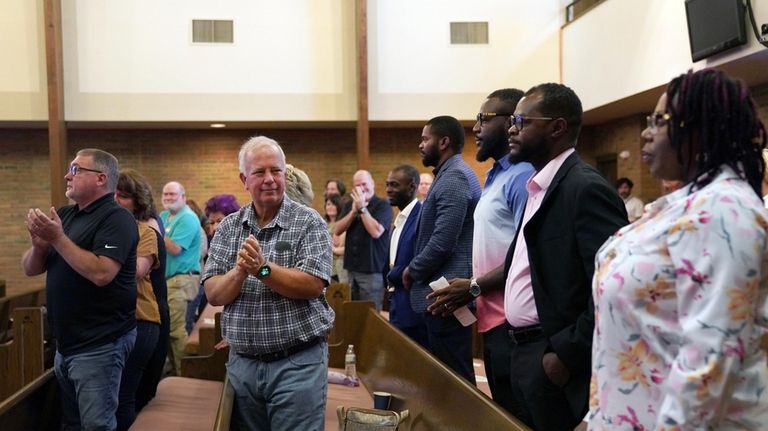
[685,0,747,62]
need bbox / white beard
[163,199,185,213]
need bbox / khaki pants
[166,273,200,376]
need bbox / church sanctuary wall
[562,0,768,113]
[60,0,565,123]
[368,0,563,121]
[578,81,768,205]
[0,125,491,293]
[61,0,357,121]
[0,0,47,120]
[4,77,767,291]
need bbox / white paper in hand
[429,276,477,327]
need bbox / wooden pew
[0,308,45,401]
[128,376,233,431]
[184,303,224,356]
[181,312,228,382]
[329,301,530,431]
[0,369,60,431]
[131,312,233,430]
[325,283,350,346]
[0,284,46,343]
[0,307,58,431]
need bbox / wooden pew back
[181,312,228,382]
[0,369,60,431]
[0,285,46,343]
[329,301,529,431]
[0,308,45,401]
[325,283,350,346]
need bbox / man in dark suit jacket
[502,83,627,430]
[403,116,482,383]
[385,164,428,347]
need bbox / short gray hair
[77,148,119,191]
[238,136,286,175]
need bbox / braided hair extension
[665,69,767,197]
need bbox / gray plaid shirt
[202,196,334,354]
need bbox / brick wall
[2,81,766,293]
[579,114,662,203]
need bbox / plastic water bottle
[344,344,357,378]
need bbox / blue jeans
[227,341,328,431]
[55,328,137,431]
[348,271,385,311]
[116,321,160,431]
[423,313,475,385]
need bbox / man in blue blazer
[403,116,482,383]
[385,164,428,347]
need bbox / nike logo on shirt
[104,245,118,249]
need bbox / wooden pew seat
[325,369,373,430]
[128,377,228,431]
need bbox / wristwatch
[256,262,271,279]
[469,278,481,298]
[357,207,369,215]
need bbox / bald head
[352,170,375,201]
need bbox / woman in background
[114,169,166,430]
[588,69,768,429]
[191,194,241,317]
[204,194,240,237]
[325,194,347,283]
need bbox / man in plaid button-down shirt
[203,136,334,430]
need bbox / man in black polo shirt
[334,170,391,311]
[23,148,138,431]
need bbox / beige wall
[562,0,768,112]
[0,0,47,120]
[62,0,357,121]
[368,0,562,120]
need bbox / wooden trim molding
[44,0,67,208]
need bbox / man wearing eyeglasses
[403,115,482,384]
[500,83,627,429]
[23,148,139,431]
[427,89,534,416]
[159,180,202,376]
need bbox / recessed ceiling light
[210,123,226,128]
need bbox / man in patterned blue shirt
[203,136,334,430]
[403,115,482,383]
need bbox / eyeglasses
[646,112,671,131]
[509,114,556,131]
[68,165,103,176]
[476,112,512,124]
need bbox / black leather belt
[237,338,321,363]
[507,324,544,345]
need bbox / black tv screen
[685,0,747,62]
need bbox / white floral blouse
[588,166,768,430]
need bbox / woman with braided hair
[587,69,768,429]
